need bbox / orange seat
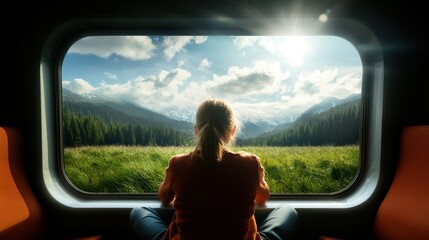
[320,125,429,240]
[0,127,103,240]
[373,125,429,239]
[0,127,47,239]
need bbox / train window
[41,18,383,208]
[61,35,362,195]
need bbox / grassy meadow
[64,145,359,194]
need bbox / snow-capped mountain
[300,94,361,116]
[63,88,360,139]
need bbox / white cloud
[65,68,192,111]
[68,36,156,60]
[233,67,361,123]
[257,37,278,54]
[98,81,134,97]
[331,67,362,97]
[162,36,208,60]
[206,61,290,98]
[177,60,185,67]
[232,36,260,49]
[284,67,362,107]
[194,36,208,44]
[198,58,212,70]
[149,68,192,88]
[62,79,96,95]
[127,69,192,108]
[104,72,117,80]
[144,61,292,123]
[232,36,278,54]
[232,101,293,124]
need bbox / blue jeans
[257,205,298,240]
[129,205,298,240]
[130,207,167,240]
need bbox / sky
[62,35,362,125]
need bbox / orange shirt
[158,150,270,240]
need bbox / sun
[280,37,310,67]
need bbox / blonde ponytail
[195,99,235,165]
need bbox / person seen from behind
[130,99,298,240]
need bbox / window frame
[40,18,383,209]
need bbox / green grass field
[64,145,359,194]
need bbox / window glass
[62,35,362,194]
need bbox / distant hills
[237,94,360,146]
[63,89,194,133]
[62,88,361,146]
[299,94,360,117]
[63,89,194,147]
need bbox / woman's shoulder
[170,152,192,162]
[166,153,194,170]
[227,150,260,162]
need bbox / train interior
[1,0,428,239]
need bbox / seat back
[0,127,46,239]
[373,125,429,239]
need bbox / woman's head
[195,99,236,165]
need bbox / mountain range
[63,88,361,140]
[63,89,194,134]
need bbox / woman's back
[129,100,297,240]
[160,150,266,240]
